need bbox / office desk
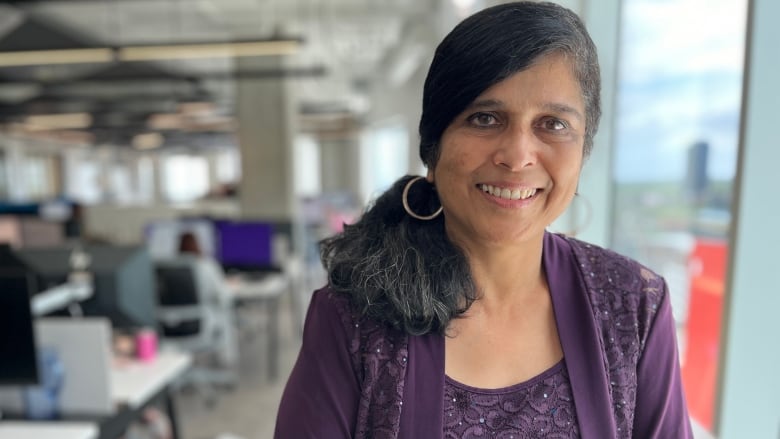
[0,422,97,439]
[2,351,191,439]
[111,351,191,409]
[103,351,192,439]
[226,273,287,380]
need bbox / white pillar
[718,0,780,436]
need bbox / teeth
[480,184,537,200]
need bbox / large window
[612,0,747,434]
[162,154,210,203]
[360,119,410,205]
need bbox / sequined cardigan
[275,232,693,438]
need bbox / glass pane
[163,155,210,203]
[361,119,410,205]
[612,0,748,434]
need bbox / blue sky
[613,0,748,183]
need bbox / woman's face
[428,53,586,250]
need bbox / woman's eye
[541,118,568,131]
[468,112,499,127]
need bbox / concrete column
[151,153,166,204]
[205,150,219,195]
[235,56,297,221]
[319,138,361,199]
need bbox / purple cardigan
[275,233,693,438]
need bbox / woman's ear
[426,168,435,184]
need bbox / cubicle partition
[0,318,115,416]
[0,215,64,249]
[18,245,158,330]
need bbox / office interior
[0,0,777,438]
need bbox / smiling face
[428,53,586,251]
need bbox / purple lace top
[443,360,579,438]
[275,233,694,438]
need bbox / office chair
[154,257,237,405]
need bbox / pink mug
[135,328,158,362]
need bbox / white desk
[0,422,97,439]
[2,351,192,439]
[110,351,192,409]
[226,272,288,302]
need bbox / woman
[178,231,238,369]
[276,2,692,438]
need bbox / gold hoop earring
[402,176,443,221]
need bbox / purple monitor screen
[216,221,273,267]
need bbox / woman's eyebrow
[542,102,584,122]
[465,99,584,122]
[465,99,505,111]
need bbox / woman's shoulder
[558,234,666,299]
[554,234,668,339]
[555,235,672,374]
[197,256,224,272]
[306,286,410,382]
[307,287,402,340]
[308,286,357,329]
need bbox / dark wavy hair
[321,2,601,335]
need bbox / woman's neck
[453,232,547,306]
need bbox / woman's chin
[448,222,545,251]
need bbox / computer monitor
[215,221,275,272]
[18,245,158,330]
[144,218,216,260]
[0,268,40,385]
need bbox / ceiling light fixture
[132,132,165,150]
[147,113,183,131]
[118,40,301,62]
[0,48,114,67]
[177,101,216,116]
[24,112,93,131]
[0,39,301,68]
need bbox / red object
[681,238,727,431]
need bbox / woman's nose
[492,129,538,171]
